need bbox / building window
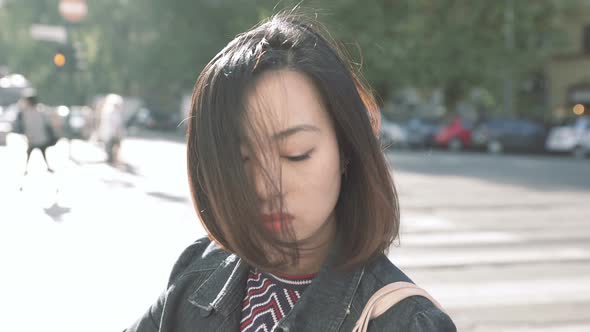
[584,25,590,54]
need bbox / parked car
[0,73,31,145]
[405,117,442,149]
[0,73,30,106]
[545,116,590,158]
[472,118,548,154]
[0,113,10,145]
[64,106,94,140]
[126,107,182,131]
[380,119,407,149]
[0,103,18,145]
[434,116,475,151]
[126,107,156,129]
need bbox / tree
[0,0,571,117]
[317,0,568,115]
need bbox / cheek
[288,146,341,220]
[314,151,342,199]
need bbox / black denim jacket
[125,237,456,331]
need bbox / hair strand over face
[187,11,399,272]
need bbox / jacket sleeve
[407,308,457,332]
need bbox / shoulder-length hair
[187,12,399,271]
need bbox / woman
[126,13,456,332]
[96,93,125,164]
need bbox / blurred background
[1,1,589,331]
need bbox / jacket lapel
[187,254,249,330]
[185,238,366,332]
[275,237,366,332]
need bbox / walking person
[125,12,455,331]
[96,93,125,164]
[15,91,58,175]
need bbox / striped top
[240,270,316,332]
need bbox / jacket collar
[275,239,365,332]
[187,238,365,331]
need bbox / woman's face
[243,70,341,248]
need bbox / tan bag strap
[352,282,446,332]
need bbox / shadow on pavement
[109,162,140,176]
[44,203,72,222]
[101,178,135,189]
[146,191,188,204]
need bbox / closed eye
[242,148,315,163]
[286,154,309,162]
[242,155,308,162]
[284,148,314,162]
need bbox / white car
[380,120,407,149]
[545,116,590,158]
[0,105,18,145]
[0,121,9,145]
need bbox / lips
[261,213,293,232]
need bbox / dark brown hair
[186,12,399,271]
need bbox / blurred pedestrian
[96,93,125,164]
[125,12,455,332]
[14,90,57,174]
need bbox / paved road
[1,134,588,331]
[387,150,590,331]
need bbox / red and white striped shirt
[240,271,316,332]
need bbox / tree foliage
[0,0,570,114]
[319,0,567,112]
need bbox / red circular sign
[59,0,87,23]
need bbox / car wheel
[448,138,463,152]
[573,146,587,159]
[487,140,503,154]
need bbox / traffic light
[53,47,73,71]
[53,51,67,68]
[53,44,86,72]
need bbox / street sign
[30,24,68,44]
[59,0,88,23]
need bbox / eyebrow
[272,124,320,141]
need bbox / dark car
[472,118,548,154]
[405,118,442,149]
[127,108,180,131]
